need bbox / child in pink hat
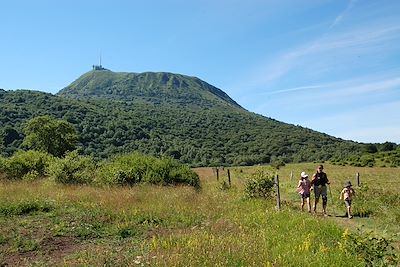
[297,171,311,212]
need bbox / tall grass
[0,164,398,266]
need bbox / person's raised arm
[310,174,316,186]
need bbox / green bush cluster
[244,170,275,198]
[340,229,398,266]
[0,150,200,188]
[96,153,200,188]
[47,150,97,184]
[0,150,53,180]
[331,147,400,167]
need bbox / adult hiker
[311,164,330,216]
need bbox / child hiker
[297,171,311,212]
[340,181,356,219]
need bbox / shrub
[0,199,54,216]
[143,156,175,184]
[168,164,200,188]
[244,170,275,198]
[96,153,150,185]
[360,154,375,167]
[96,153,200,188]
[47,150,96,184]
[2,150,53,180]
[270,157,286,169]
[22,170,40,181]
[339,229,398,266]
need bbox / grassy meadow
[0,163,399,266]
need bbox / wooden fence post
[227,169,231,186]
[356,172,360,186]
[275,174,281,210]
[216,168,219,181]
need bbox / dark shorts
[314,185,327,199]
[301,192,310,199]
[344,199,352,208]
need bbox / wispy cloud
[322,76,400,99]
[260,85,325,96]
[259,74,400,97]
[317,25,400,51]
[251,22,400,88]
[329,0,358,28]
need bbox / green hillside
[0,70,374,166]
[58,70,241,108]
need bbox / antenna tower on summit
[92,51,106,71]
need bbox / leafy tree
[379,142,396,152]
[22,116,78,157]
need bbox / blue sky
[1,0,399,144]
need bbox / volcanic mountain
[0,69,364,165]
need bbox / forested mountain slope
[0,70,367,166]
